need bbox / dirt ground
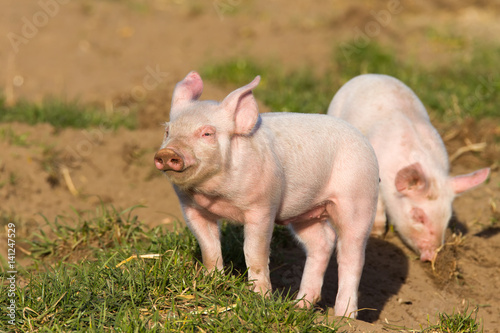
[1,0,500,331]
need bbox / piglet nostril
[154,149,185,171]
[154,156,165,170]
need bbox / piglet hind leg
[328,197,375,318]
[371,196,387,237]
[290,217,336,308]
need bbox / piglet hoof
[250,281,272,298]
[295,293,320,308]
[295,298,313,309]
[370,221,388,238]
[370,229,387,239]
[333,308,358,319]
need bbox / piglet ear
[451,167,490,194]
[395,163,428,196]
[221,76,261,135]
[171,71,203,109]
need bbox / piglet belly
[276,203,329,225]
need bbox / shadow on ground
[268,231,409,323]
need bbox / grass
[334,42,500,121]
[0,205,485,332]
[0,97,136,130]
[384,306,484,332]
[422,306,483,333]
[202,59,334,114]
[0,171,18,190]
[202,42,500,122]
[0,127,30,146]
[0,205,338,332]
[0,206,485,333]
[2,42,497,130]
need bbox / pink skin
[327,74,490,261]
[154,71,380,318]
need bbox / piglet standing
[327,74,490,262]
[154,71,379,318]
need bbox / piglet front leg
[177,197,224,272]
[243,212,276,296]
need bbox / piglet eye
[200,126,216,138]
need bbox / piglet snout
[154,148,185,172]
[420,248,437,262]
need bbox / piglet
[327,74,490,262]
[154,71,379,318]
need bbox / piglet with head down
[328,74,490,262]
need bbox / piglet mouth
[419,248,438,262]
[154,148,186,172]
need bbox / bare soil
[1,0,500,331]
